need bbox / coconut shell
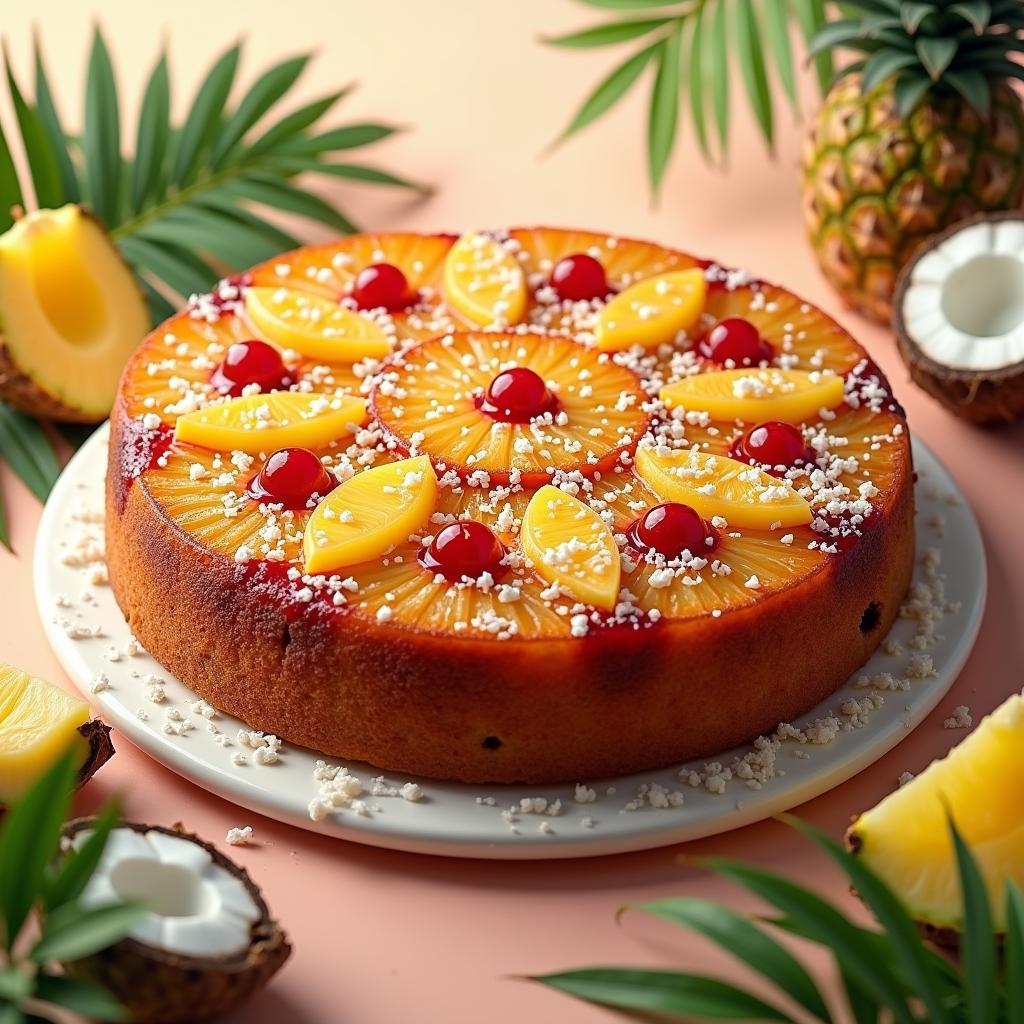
[893,211,1024,427]
[59,819,291,1024]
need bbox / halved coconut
[60,820,290,1024]
[894,212,1024,425]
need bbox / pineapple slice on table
[660,368,845,424]
[174,392,367,455]
[0,664,92,804]
[303,455,437,574]
[444,232,528,327]
[848,693,1024,935]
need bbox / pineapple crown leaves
[543,0,836,194]
[0,26,430,324]
[530,814,1024,1023]
[811,0,1024,116]
[0,749,143,1023]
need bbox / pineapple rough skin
[802,75,1024,324]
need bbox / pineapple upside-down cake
[106,227,915,784]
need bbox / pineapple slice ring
[371,331,649,486]
[635,444,813,530]
[245,286,392,362]
[660,368,845,425]
[174,392,368,455]
[303,455,437,574]
[520,484,621,611]
[443,232,528,328]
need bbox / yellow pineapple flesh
[848,693,1024,933]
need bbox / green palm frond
[532,816,1022,1022]
[0,27,429,543]
[0,27,429,309]
[544,0,834,193]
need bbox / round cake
[105,227,915,784]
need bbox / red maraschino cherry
[629,502,713,559]
[352,263,414,311]
[550,253,609,302]
[699,317,773,366]
[248,448,336,509]
[210,340,291,397]
[732,421,814,472]
[420,521,507,582]
[478,367,558,422]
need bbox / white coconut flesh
[900,218,1024,372]
[73,827,260,958]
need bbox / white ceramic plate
[35,425,984,860]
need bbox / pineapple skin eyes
[0,664,90,803]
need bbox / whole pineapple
[802,0,1024,323]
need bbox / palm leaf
[1006,882,1024,1024]
[0,404,60,502]
[3,45,62,210]
[687,7,712,161]
[708,0,730,157]
[31,33,80,203]
[0,117,24,232]
[0,474,10,552]
[128,52,170,215]
[647,27,682,195]
[734,0,774,151]
[82,28,120,226]
[544,18,673,48]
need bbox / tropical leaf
[31,33,79,202]
[128,52,170,215]
[546,0,830,181]
[31,900,147,962]
[0,474,10,552]
[0,403,60,501]
[82,28,120,226]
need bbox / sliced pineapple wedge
[303,455,437,574]
[594,268,706,352]
[245,286,392,361]
[174,392,367,455]
[661,368,844,424]
[635,445,812,530]
[0,664,90,803]
[848,693,1024,934]
[520,484,621,611]
[443,232,527,327]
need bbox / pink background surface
[2,3,1023,1021]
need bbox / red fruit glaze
[248,448,336,510]
[731,421,814,472]
[352,263,413,311]
[699,317,773,366]
[210,340,291,397]
[628,502,715,559]
[550,253,609,302]
[478,367,558,422]
[419,520,508,582]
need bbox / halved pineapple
[848,693,1024,934]
[371,332,649,485]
